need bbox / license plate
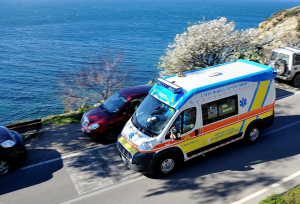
[121,155,128,165]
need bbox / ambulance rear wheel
[155,155,178,176]
[244,125,261,144]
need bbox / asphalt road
[1,92,300,204]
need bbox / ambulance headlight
[138,139,157,151]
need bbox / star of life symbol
[240,98,247,108]
[129,133,134,139]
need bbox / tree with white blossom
[158,18,260,76]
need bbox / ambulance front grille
[117,142,132,161]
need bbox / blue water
[0,0,299,125]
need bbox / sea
[0,0,299,126]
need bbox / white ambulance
[117,60,277,175]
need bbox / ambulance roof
[150,60,276,109]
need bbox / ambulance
[117,60,277,175]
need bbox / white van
[117,60,277,175]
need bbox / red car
[81,85,152,142]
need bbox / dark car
[0,126,27,176]
[81,85,152,142]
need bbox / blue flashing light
[155,78,182,94]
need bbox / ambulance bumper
[117,143,156,174]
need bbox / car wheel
[155,155,179,176]
[244,124,261,144]
[0,160,10,176]
[292,73,300,87]
[105,130,117,143]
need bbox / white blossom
[158,18,260,76]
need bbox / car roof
[272,47,300,55]
[119,85,153,99]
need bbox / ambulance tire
[244,123,261,144]
[155,154,182,176]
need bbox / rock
[255,5,300,58]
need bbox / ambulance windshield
[132,95,175,137]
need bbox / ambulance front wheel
[155,155,181,176]
[244,124,261,143]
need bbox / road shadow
[0,149,63,195]
[24,123,103,165]
[143,115,300,203]
[276,87,294,99]
[62,144,139,194]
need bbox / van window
[202,95,238,126]
[293,55,300,65]
[270,52,278,61]
[166,107,196,139]
[278,53,289,65]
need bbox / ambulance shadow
[144,115,300,203]
[275,87,294,99]
[0,149,63,195]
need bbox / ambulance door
[200,95,240,149]
[166,107,201,157]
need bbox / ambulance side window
[202,95,238,126]
[165,107,196,139]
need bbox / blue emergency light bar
[155,78,182,94]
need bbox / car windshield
[132,95,176,136]
[101,92,127,115]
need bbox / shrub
[157,17,259,76]
[273,22,279,27]
[265,9,286,21]
[284,185,300,204]
[296,23,300,31]
[284,10,299,17]
[259,194,286,204]
[277,9,286,15]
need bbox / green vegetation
[147,79,156,85]
[284,10,299,17]
[259,185,300,204]
[265,9,286,21]
[285,185,300,204]
[273,22,279,27]
[42,105,94,125]
[232,49,264,64]
[296,23,300,31]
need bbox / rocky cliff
[256,5,300,56]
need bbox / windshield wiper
[132,113,157,137]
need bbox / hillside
[256,5,300,56]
